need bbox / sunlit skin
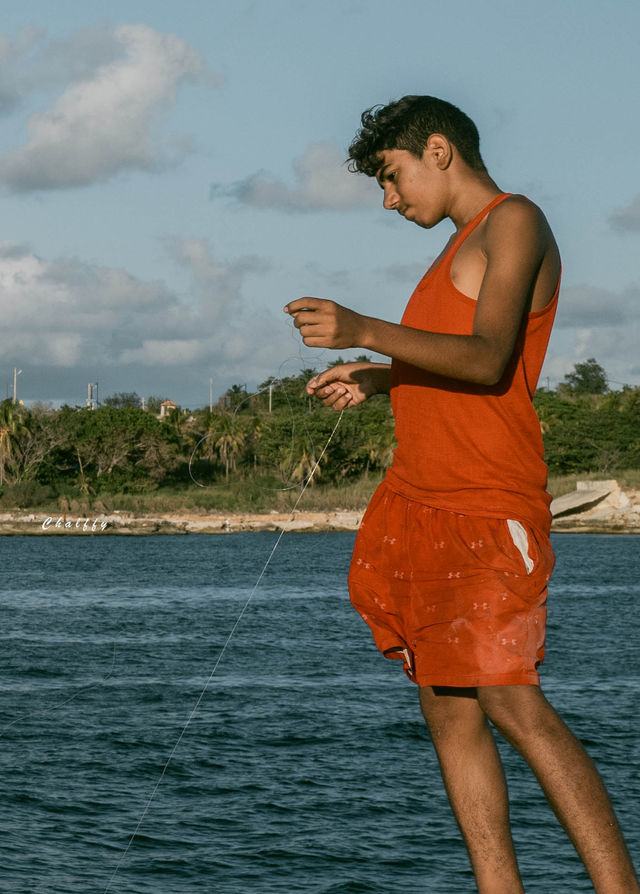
[284,135,640,893]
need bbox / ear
[424,134,453,170]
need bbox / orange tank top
[385,193,560,533]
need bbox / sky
[1,0,639,408]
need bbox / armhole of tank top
[528,264,562,319]
[442,193,513,274]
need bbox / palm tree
[363,429,396,474]
[287,446,321,485]
[0,400,29,486]
[214,414,247,481]
[280,426,323,486]
[224,384,249,411]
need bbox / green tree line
[0,359,638,509]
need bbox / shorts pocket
[507,519,535,574]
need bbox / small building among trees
[159,400,179,418]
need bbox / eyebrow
[376,164,390,186]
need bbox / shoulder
[489,194,547,228]
[483,194,551,259]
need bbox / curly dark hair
[348,95,486,176]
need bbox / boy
[284,96,638,893]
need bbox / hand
[284,297,366,349]
[305,362,390,410]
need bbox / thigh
[419,686,486,741]
[348,483,416,671]
[406,512,554,688]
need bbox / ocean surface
[0,532,638,893]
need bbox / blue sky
[1,0,639,407]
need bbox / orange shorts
[348,482,555,688]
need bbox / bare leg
[477,685,640,894]
[419,686,525,894]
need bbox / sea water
[0,533,638,893]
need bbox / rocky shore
[548,480,640,534]
[1,481,638,535]
[0,508,364,536]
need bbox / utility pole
[87,382,99,410]
[13,368,22,405]
[268,382,273,413]
[209,378,213,414]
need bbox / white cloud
[554,283,636,329]
[609,194,640,232]
[0,240,290,396]
[0,242,181,364]
[543,282,640,386]
[0,23,124,114]
[0,24,207,191]
[212,141,379,212]
[0,26,45,113]
[119,338,208,367]
[169,237,269,324]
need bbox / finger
[308,380,341,402]
[292,311,320,330]
[315,384,344,400]
[323,392,354,411]
[318,385,346,405]
[284,297,325,315]
[307,369,343,391]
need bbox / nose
[382,183,399,210]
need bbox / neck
[446,171,502,232]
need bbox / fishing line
[104,406,344,893]
[0,642,117,739]
[2,311,348,891]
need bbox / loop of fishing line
[187,370,310,494]
[188,330,342,494]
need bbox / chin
[404,211,424,226]
[414,215,437,229]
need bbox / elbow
[473,354,508,387]
[476,368,503,387]
[469,337,512,386]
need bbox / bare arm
[285,199,551,387]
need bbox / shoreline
[1,478,638,537]
[1,498,639,537]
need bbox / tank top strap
[444,192,513,261]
